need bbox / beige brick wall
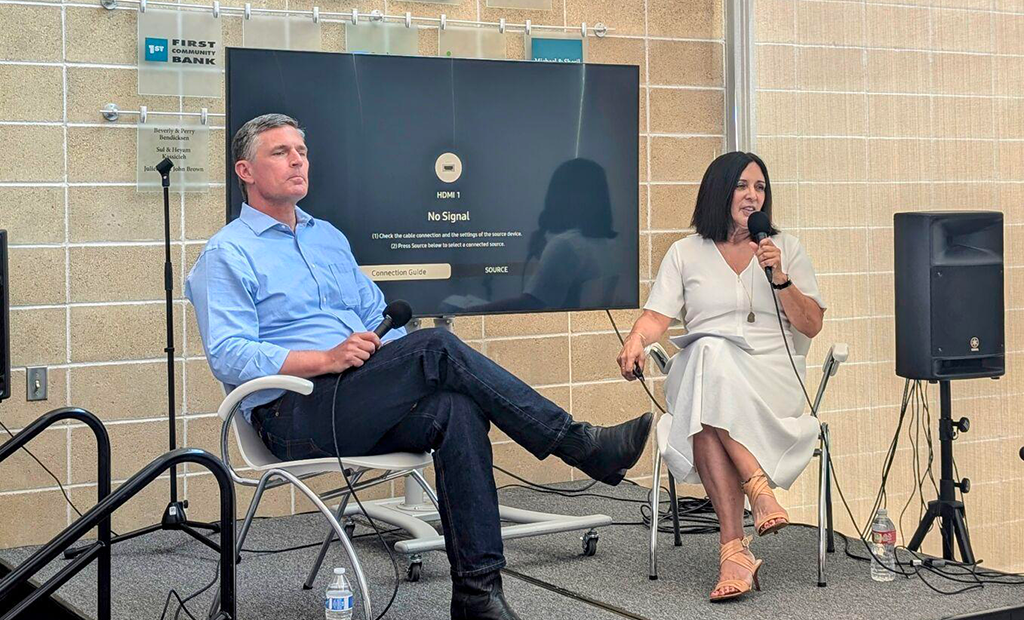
[757,0,1024,573]
[0,0,724,548]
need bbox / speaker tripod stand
[66,158,220,560]
[906,380,975,564]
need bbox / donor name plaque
[139,8,224,97]
[137,118,210,192]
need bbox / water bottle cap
[877,508,888,516]
[334,567,346,575]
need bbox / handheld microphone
[747,210,774,284]
[373,300,413,339]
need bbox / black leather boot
[555,412,653,486]
[450,570,522,620]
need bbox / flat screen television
[226,49,639,317]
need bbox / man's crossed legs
[252,328,652,619]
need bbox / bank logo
[145,38,168,62]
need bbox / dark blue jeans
[250,328,572,577]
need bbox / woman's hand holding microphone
[749,238,789,287]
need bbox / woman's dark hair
[690,151,779,242]
[528,158,618,259]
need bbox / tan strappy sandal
[710,535,762,602]
[742,470,790,536]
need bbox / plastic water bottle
[325,567,354,619]
[870,508,896,582]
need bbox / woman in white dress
[616,152,826,602]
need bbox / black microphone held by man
[372,300,413,339]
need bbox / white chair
[216,375,437,618]
[645,338,849,587]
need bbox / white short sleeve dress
[644,232,827,489]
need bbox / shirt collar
[239,203,316,235]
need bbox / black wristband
[771,278,793,290]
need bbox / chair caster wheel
[407,561,422,582]
[582,530,599,557]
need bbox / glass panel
[242,14,322,51]
[138,8,223,97]
[525,33,586,63]
[439,27,506,60]
[486,0,552,9]
[137,116,210,193]
[345,22,420,56]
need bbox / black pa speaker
[0,230,8,402]
[894,212,1004,381]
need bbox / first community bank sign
[145,38,219,64]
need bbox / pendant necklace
[738,269,756,323]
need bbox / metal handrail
[0,445,236,620]
[0,408,111,620]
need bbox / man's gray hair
[231,113,305,202]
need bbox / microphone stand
[65,158,220,559]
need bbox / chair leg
[288,473,373,620]
[649,448,662,580]
[303,491,354,589]
[235,472,275,557]
[224,469,374,619]
[817,424,830,587]
[667,471,682,547]
[303,472,363,590]
[824,427,835,553]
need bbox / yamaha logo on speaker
[970,337,980,352]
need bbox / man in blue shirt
[186,113,652,620]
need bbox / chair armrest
[645,343,673,374]
[216,375,314,421]
[811,343,849,417]
[823,343,849,376]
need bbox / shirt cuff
[241,341,291,380]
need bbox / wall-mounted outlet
[27,367,47,401]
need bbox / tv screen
[226,48,639,317]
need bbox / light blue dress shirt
[185,203,406,419]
